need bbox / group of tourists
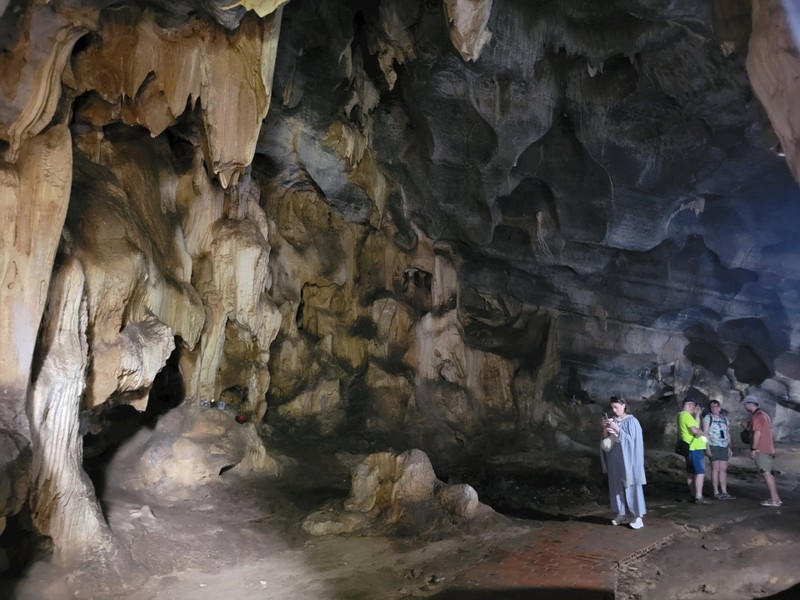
[600,394,781,530]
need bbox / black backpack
[740,409,760,445]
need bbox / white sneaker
[629,517,644,529]
[611,515,628,526]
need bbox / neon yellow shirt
[678,410,707,451]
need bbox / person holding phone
[601,396,647,529]
[678,397,710,503]
[702,400,735,499]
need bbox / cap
[743,395,760,405]
[682,397,696,405]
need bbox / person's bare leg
[763,472,781,503]
[711,461,720,496]
[719,461,729,494]
[695,474,705,499]
[687,475,693,496]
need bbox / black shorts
[709,445,729,462]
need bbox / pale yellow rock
[277,378,344,435]
[203,11,282,187]
[436,483,479,518]
[443,0,494,62]
[367,297,417,361]
[344,451,398,514]
[343,449,437,526]
[220,0,290,18]
[369,0,419,90]
[0,5,92,160]
[326,121,371,170]
[66,140,205,408]
[132,407,246,491]
[177,151,227,260]
[114,317,176,396]
[281,199,356,288]
[344,463,382,512]
[392,449,436,503]
[314,449,475,535]
[331,332,368,371]
[747,0,800,182]
[231,423,290,476]
[433,251,460,308]
[174,157,278,417]
[0,126,72,394]
[72,8,283,188]
[29,257,114,561]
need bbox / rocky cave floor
[3,427,800,600]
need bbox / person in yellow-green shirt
[678,397,711,504]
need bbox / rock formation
[2,0,800,585]
[303,448,489,535]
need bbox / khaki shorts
[754,452,775,474]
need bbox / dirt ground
[4,435,800,599]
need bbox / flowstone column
[28,257,143,593]
[0,126,73,533]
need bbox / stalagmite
[28,257,142,592]
[0,125,73,530]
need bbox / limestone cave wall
[3,0,800,572]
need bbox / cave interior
[3,0,800,597]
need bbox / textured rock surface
[305,448,489,535]
[436,482,480,519]
[124,406,247,494]
[3,0,800,582]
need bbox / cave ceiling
[254,0,799,399]
[7,0,800,583]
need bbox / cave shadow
[759,582,800,599]
[487,504,609,525]
[83,342,185,508]
[451,461,608,525]
[0,507,52,598]
[428,587,612,599]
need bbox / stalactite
[71,7,284,188]
[443,0,494,62]
[0,5,91,161]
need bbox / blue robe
[601,414,647,518]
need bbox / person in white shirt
[702,400,734,500]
